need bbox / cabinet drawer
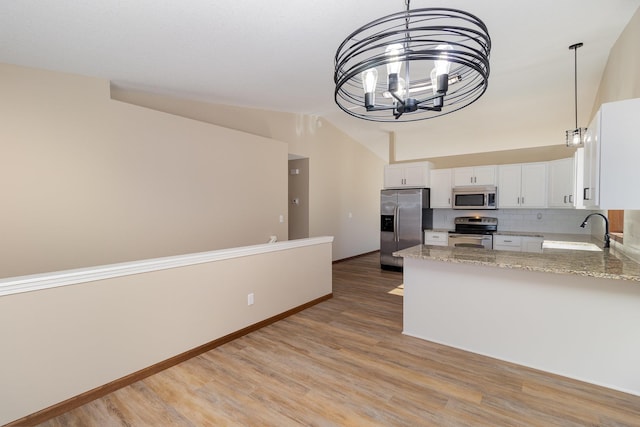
[493,235,522,247]
[425,231,448,246]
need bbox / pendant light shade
[566,43,587,147]
[334,1,491,122]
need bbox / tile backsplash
[432,209,600,234]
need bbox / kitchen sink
[542,240,602,252]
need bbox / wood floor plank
[35,252,640,426]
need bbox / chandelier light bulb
[361,68,378,108]
[361,68,378,94]
[385,44,404,76]
[434,44,454,77]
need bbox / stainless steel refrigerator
[380,188,432,270]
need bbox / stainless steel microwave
[452,185,497,209]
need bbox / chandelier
[334,1,491,122]
[565,42,586,147]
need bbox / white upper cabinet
[582,111,600,209]
[429,169,453,208]
[498,162,548,208]
[453,165,496,186]
[384,161,433,189]
[548,157,576,208]
[580,97,640,209]
[498,165,522,208]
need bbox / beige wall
[592,7,640,261]
[111,89,386,260]
[0,63,288,278]
[307,120,384,259]
[0,239,333,425]
[592,6,640,110]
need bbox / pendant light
[566,43,586,147]
[334,0,491,122]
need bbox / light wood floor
[38,252,640,426]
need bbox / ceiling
[2,1,639,161]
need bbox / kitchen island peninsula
[394,243,640,396]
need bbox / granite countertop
[394,244,640,282]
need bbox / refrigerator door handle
[393,206,399,242]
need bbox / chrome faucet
[580,213,610,248]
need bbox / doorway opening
[288,157,309,239]
[608,210,624,244]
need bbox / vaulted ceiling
[2,1,639,161]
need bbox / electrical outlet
[247,293,254,306]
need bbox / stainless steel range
[448,216,497,249]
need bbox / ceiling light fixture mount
[334,0,491,122]
[566,42,586,147]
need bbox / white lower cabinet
[493,235,522,252]
[521,236,544,253]
[493,234,543,253]
[425,231,448,246]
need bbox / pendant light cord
[570,43,583,129]
[574,45,578,128]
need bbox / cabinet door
[582,112,600,208]
[548,158,574,208]
[425,231,448,246]
[521,237,543,253]
[403,164,429,187]
[520,163,547,208]
[497,165,522,208]
[599,98,640,209]
[429,169,452,208]
[473,165,497,186]
[453,167,474,186]
[384,165,405,188]
[573,148,585,209]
